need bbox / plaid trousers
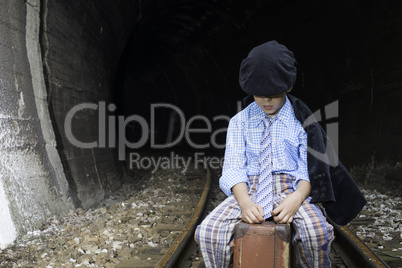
[195,174,334,268]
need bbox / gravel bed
[0,165,400,268]
[347,188,402,266]
[0,168,204,268]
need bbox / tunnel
[0,0,401,247]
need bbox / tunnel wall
[0,0,136,247]
[40,0,137,209]
[0,0,74,248]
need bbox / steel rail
[155,167,211,267]
[329,218,390,268]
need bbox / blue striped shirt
[220,96,309,196]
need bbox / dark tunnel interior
[110,0,401,167]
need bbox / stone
[152,234,160,243]
[81,244,98,254]
[110,257,120,264]
[118,247,133,259]
[70,250,79,260]
[128,235,137,243]
[106,249,114,260]
[90,219,105,234]
[97,252,107,260]
[160,231,169,238]
[88,236,100,244]
[65,239,75,247]
[100,207,107,214]
[78,254,92,263]
[112,241,123,251]
[121,216,130,223]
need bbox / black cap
[239,40,297,96]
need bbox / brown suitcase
[233,221,292,268]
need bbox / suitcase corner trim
[234,221,250,239]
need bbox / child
[195,41,366,268]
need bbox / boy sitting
[195,40,365,268]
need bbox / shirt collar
[250,96,293,128]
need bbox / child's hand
[232,182,265,223]
[240,199,265,224]
[272,180,311,224]
[271,191,304,224]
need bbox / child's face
[253,92,287,117]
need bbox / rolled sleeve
[293,130,310,190]
[219,118,249,196]
[219,168,249,197]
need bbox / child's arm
[232,182,265,223]
[271,180,311,224]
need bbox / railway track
[115,157,211,268]
[116,159,390,268]
[155,167,211,268]
[329,220,390,268]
